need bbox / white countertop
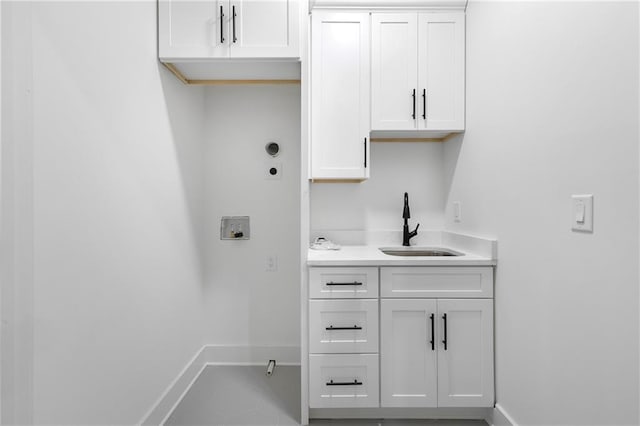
[307,245,496,266]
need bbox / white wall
[444,2,639,424]
[3,2,209,424]
[310,142,445,242]
[203,85,301,347]
[2,3,36,423]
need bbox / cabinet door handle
[412,89,416,119]
[364,137,367,168]
[232,5,237,43]
[422,89,426,120]
[442,313,448,350]
[430,313,435,351]
[219,6,225,43]
[326,379,363,386]
[326,281,362,286]
[326,325,363,331]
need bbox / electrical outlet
[453,201,462,223]
[265,162,282,180]
[265,255,278,272]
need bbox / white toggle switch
[575,201,585,224]
[572,195,593,232]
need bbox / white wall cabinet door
[230,0,299,58]
[380,299,437,407]
[159,0,227,58]
[417,12,465,131]
[311,12,370,180]
[437,299,494,407]
[159,0,298,59]
[371,13,418,131]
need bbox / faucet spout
[403,192,410,219]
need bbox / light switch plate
[572,195,593,232]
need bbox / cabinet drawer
[309,267,379,299]
[380,267,493,298]
[309,299,379,354]
[309,354,379,408]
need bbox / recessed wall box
[221,216,250,240]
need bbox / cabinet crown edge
[311,0,467,10]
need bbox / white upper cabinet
[371,14,419,131]
[310,11,370,180]
[371,12,465,133]
[159,0,299,60]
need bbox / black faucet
[402,192,420,246]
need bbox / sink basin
[379,247,463,257]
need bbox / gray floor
[164,365,488,426]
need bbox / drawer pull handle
[326,379,363,386]
[326,325,362,331]
[326,281,363,286]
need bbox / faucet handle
[413,223,420,233]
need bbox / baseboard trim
[310,407,490,419]
[139,345,301,426]
[488,403,517,426]
[139,346,209,426]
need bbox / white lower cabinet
[308,265,494,414]
[380,298,494,408]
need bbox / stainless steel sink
[379,247,463,257]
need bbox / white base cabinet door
[437,299,494,407]
[380,299,438,407]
